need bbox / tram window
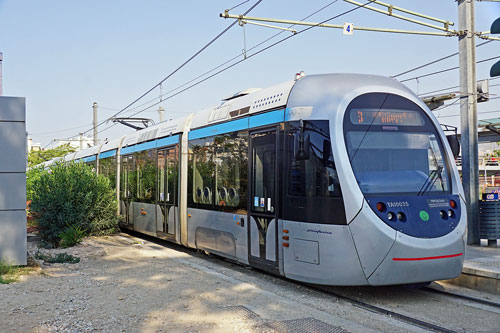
[189,137,216,207]
[99,156,117,190]
[188,131,248,213]
[214,131,248,213]
[134,149,157,203]
[158,148,178,204]
[284,120,346,225]
[288,121,341,198]
[120,155,133,200]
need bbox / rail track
[422,286,500,310]
[308,284,457,333]
[128,231,500,333]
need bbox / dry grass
[0,257,41,284]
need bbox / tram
[55,73,466,286]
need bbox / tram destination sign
[351,109,424,126]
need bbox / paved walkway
[447,243,500,293]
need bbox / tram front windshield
[343,93,450,196]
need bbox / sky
[0,0,499,148]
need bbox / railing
[455,157,500,167]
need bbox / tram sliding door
[120,154,134,227]
[157,146,178,239]
[248,128,279,271]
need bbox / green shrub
[34,252,80,264]
[30,161,118,247]
[59,224,86,248]
[26,166,47,203]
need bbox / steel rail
[423,287,500,309]
[308,284,457,333]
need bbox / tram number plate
[386,201,409,208]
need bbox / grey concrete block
[0,96,26,122]
[0,173,26,210]
[0,122,26,172]
[0,211,27,265]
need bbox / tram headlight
[397,212,406,222]
[440,210,447,219]
[448,210,455,218]
[387,212,395,221]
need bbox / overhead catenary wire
[32,104,135,137]
[73,0,264,140]
[438,108,500,119]
[392,40,492,79]
[30,123,94,136]
[94,0,375,137]
[418,77,500,96]
[118,2,494,124]
[399,54,500,83]
[113,0,340,118]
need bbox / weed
[0,260,35,284]
[59,224,86,248]
[34,252,80,264]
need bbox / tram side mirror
[295,134,311,161]
[447,135,460,159]
[295,120,310,161]
[322,140,331,164]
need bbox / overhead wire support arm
[366,0,454,27]
[477,31,500,41]
[343,0,457,33]
[220,12,455,37]
[239,19,297,34]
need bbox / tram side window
[284,120,346,225]
[99,157,117,190]
[188,131,248,213]
[189,137,216,207]
[214,131,248,213]
[120,155,133,200]
[288,120,341,198]
[134,149,157,203]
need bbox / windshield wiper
[418,165,444,196]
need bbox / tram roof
[121,115,190,148]
[190,80,295,130]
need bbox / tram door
[248,128,279,271]
[120,155,134,226]
[157,147,178,238]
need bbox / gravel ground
[2,233,498,333]
[0,234,395,332]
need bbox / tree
[28,143,76,168]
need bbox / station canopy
[477,118,500,143]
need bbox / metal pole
[79,132,84,150]
[458,0,480,245]
[0,52,3,96]
[92,102,98,146]
[158,106,165,123]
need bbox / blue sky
[0,0,499,147]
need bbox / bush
[26,166,47,202]
[30,161,118,247]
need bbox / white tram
[56,73,466,286]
